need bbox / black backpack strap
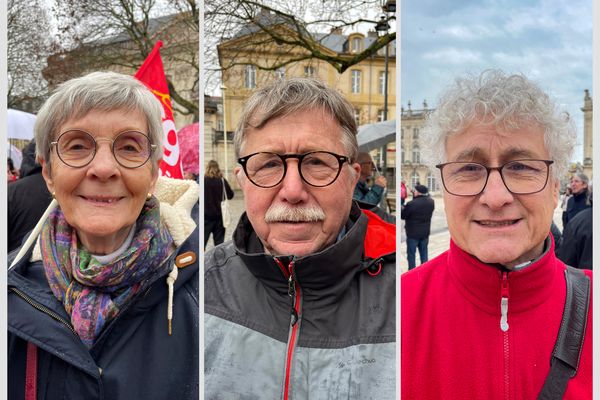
[538,267,590,400]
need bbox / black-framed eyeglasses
[436,159,554,196]
[50,130,156,169]
[238,151,350,188]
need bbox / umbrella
[8,143,23,170]
[357,119,396,151]
[177,122,199,175]
[8,109,37,140]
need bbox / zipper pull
[288,274,295,297]
[500,271,509,332]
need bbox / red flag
[135,41,184,179]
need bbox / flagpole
[221,84,228,180]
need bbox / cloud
[422,48,482,64]
[401,0,592,162]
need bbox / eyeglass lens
[56,130,152,168]
[244,152,342,187]
[441,160,550,195]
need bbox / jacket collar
[446,236,559,315]
[232,203,392,302]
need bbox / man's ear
[40,158,55,195]
[551,178,560,208]
[350,162,361,186]
[234,166,245,190]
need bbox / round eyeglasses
[50,130,156,169]
[436,159,554,196]
[238,151,350,188]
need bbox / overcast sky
[401,0,592,162]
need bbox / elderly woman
[8,72,199,400]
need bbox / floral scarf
[40,197,173,348]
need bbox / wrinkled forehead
[445,118,549,163]
[242,109,342,151]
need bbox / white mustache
[264,204,325,223]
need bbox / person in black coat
[401,184,435,270]
[7,140,53,253]
[564,173,590,226]
[558,188,592,269]
[204,160,234,248]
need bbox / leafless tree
[50,0,199,120]
[8,0,57,111]
[204,0,395,93]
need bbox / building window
[304,66,314,77]
[351,37,362,53]
[427,172,437,192]
[412,171,420,188]
[379,71,387,95]
[401,150,405,163]
[401,128,404,139]
[275,67,285,80]
[351,70,361,94]
[354,108,361,125]
[377,109,385,122]
[413,127,419,139]
[217,119,224,131]
[244,65,256,89]
[412,146,420,164]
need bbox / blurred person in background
[8,140,53,253]
[558,183,592,269]
[204,159,234,248]
[564,172,590,227]
[353,151,387,206]
[401,184,435,270]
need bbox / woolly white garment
[26,176,198,263]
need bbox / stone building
[400,101,439,193]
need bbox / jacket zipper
[500,271,510,400]
[274,258,301,400]
[10,287,77,336]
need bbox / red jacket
[401,239,592,400]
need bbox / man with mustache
[204,78,396,399]
[401,70,593,399]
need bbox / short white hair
[35,71,164,172]
[422,70,576,179]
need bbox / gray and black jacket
[205,203,396,399]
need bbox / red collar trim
[362,209,396,259]
[446,238,560,314]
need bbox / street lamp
[375,13,391,209]
[220,84,229,180]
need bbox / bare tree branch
[204,0,395,93]
[49,0,199,120]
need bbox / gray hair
[35,71,164,172]
[422,70,576,179]
[234,78,359,161]
[573,172,589,185]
